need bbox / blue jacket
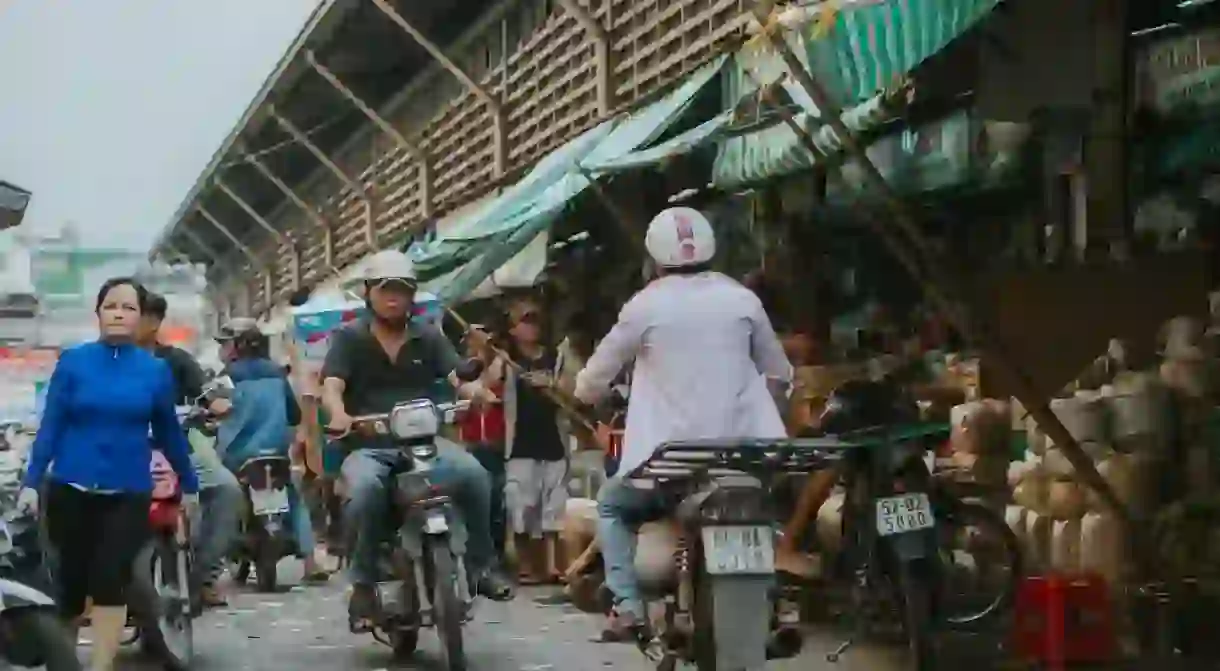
[216,358,301,472]
[24,341,200,494]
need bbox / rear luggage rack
[627,438,850,483]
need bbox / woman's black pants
[44,482,151,619]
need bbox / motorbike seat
[237,456,292,489]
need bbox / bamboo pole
[442,305,599,434]
[746,1,1134,536]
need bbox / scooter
[228,455,296,592]
[126,376,230,671]
[327,359,484,670]
[623,439,833,671]
[0,451,81,670]
[125,433,195,671]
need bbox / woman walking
[18,277,200,671]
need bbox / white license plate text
[874,493,934,536]
[701,525,775,575]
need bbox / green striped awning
[772,0,1002,106]
[716,0,1000,187]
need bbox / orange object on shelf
[1011,572,1118,668]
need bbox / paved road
[81,559,1004,670]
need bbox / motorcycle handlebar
[323,401,471,439]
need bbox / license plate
[875,493,935,536]
[700,525,775,575]
[250,487,291,515]
[424,511,448,534]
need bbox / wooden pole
[747,1,1133,532]
[443,305,599,433]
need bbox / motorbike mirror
[454,358,485,383]
[202,375,235,402]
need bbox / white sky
[0,0,323,249]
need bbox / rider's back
[217,357,300,471]
[612,272,789,474]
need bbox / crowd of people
[14,204,801,667]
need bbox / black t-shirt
[511,350,566,462]
[321,320,461,416]
[153,344,205,405]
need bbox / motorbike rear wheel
[2,608,82,670]
[131,539,194,671]
[691,555,717,671]
[254,546,279,593]
[429,542,466,671]
[936,500,1021,629]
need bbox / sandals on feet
[348,587,378,634]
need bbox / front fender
[0,578,57,611]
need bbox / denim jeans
[596,477,670,619]
[189,435,243,585]
[468,443,507,560]
[287,471,316,556]
[341,438,494,586]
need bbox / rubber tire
[231,559,251,585]
[131,540,193,671]
[691,558,717,671]
[429,542,467,671]
[938,500,1021,629]
[3,608,83,670]
[254,546,279,593]
[390,627,420,660]
[897,560,938,671]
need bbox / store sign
[1137,26,1220,112]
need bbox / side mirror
[454,358,485,383]
[202,375,235,402]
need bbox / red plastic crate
[1011,573,1117,668]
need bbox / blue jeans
[286,475,316,556]
[193,458,243,585]
[597,478,670,619]
[341,439,494,586]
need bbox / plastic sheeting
[714,0,999,188]
[413,56,728,305]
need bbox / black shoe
[473,568,514,601]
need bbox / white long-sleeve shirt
[574,272,793,476]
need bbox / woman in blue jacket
[17,277,200,671]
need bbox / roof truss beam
[213,177,301,291]
[304,48,433,218]
[197,205,274,315]
[269,104,378,251]
[238,140,337,273]
[369,0,506,177]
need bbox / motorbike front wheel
[130,539,194,671]
[429,542,466,671]
[897,559,938,671]
[1,608,82,670]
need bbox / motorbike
[126,377,230,671]
[623,438,833,671]
[0,446,81,670]
[228,454,296,592]
[814,382,1021,671]
[329,397,475,669]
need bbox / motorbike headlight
[389,400,440,441]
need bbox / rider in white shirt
[573,206,792,639]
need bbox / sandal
[302,570,331,585]
[347,585,378,634]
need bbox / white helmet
[644,207,715,268]
[363,249,418,285]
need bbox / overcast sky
[0,0,322,250]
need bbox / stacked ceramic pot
[1005,378,1169,584]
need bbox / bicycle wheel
[935,500,1021,628]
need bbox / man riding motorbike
[572,207,793,640]
[319,250,514,633]
[137,292,243,608]
[215,320,329,583]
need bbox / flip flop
[302,571,331,585]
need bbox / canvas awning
[714,0,1000,187]
[408,56,728,304]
